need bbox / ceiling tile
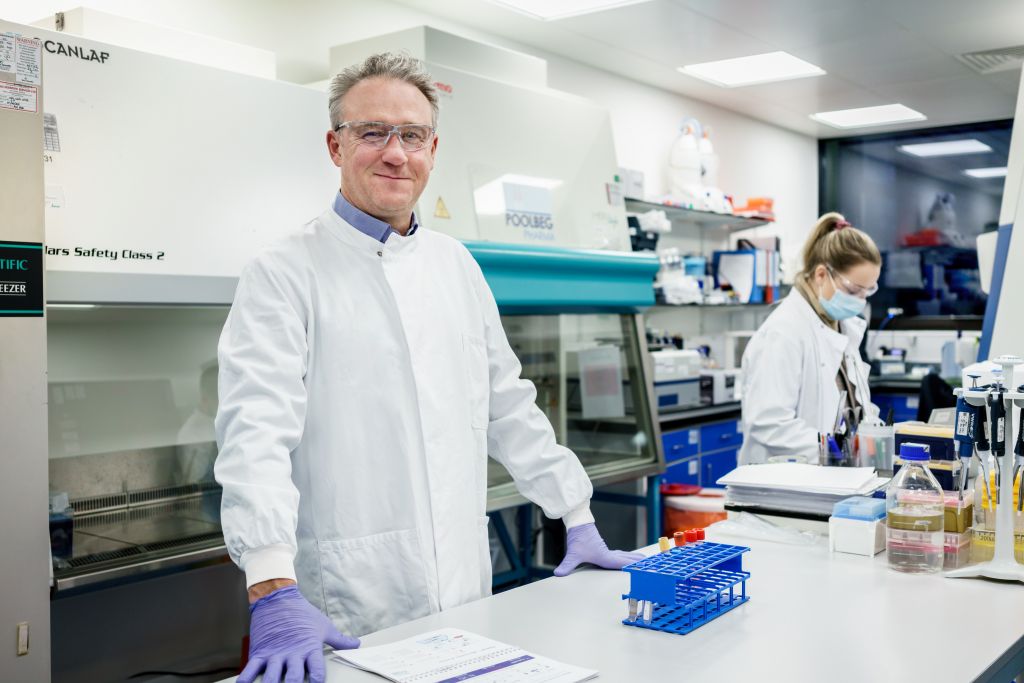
[561,2,773,66]
[872,76,1016,124]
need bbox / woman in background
[739,212,882,465]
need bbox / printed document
[333,628,598,683]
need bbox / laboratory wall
[7,0,819,278]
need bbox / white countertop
[227,529,1024,682]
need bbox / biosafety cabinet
[27,20,663,681]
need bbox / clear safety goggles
[828,265,878,299]
[334,121,435,151]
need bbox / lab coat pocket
[462,332,490,430]
[317,528,431,637]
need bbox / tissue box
[829,496,886,557]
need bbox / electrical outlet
[16,622,28,656]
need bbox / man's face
[326,77,438,230]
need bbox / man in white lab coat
[215,52,641,683]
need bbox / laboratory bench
[219,529,1024,683]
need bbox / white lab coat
[738,290,873,465]
[215,208,593,637]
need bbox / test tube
[658,536,671,553]
[673,531,686,547]
[695,528,706,541]
[684,529,699,544]
[642,600,654,624]
[627,598,638,622]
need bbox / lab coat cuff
[562,504,595,529]
[240,545,297,588]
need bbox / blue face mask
[819,275,866,321]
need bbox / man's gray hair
[328,52,439,129]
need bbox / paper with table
[333,628,598,682]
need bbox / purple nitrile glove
[553,522,645,577]
[238,585,359,683]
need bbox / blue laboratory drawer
[700,420,742,452]
[662,428,700,462]
[664,457,700,486]
[701,449,738,488]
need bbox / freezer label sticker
[0,33,15,74]
[0,81,37,113]
[15,36,41,85]
[0,241,43,316]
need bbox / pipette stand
[947,355,1024,583]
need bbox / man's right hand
[239,584,360,683]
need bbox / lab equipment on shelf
[886,443,945,574]
[621,542,750,635]
[651,349,703,411]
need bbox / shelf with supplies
[624,197,772,233]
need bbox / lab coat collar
[321,206,422,256]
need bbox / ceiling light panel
[488,0,653,21]
[810,104,926,129]
[898,140,993,157]
[679,51,825,88]
[964,167,1008,178]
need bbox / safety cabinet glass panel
[487,313,659,496]
[47,305,228,585]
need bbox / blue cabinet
[661,417,739,488]
[663,457,700,486]
[662,428,699,463]
[702,449,738,488]
[700,421,742,452]
[873,393,918,423]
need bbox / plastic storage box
[829,496,886,556]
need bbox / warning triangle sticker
[434,196,450,219]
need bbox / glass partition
[47,305,228,587]
[487,313,660,507]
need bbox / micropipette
[990,389,1007,504]
[952,394,978,501]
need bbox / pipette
[975,398,993,507]
[952,394,979,501]
[990,389,1007,504]
[1015,385,1024,512]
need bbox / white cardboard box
[829,516,886,556]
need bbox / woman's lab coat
[215,208,592,637]
[738,290,873,465]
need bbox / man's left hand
[553,522,644,576]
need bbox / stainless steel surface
[53,487,225,593]
[54,544,229,593]
[47,271,238,306]
[71,532,134,556]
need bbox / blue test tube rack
[621,542,750,635]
